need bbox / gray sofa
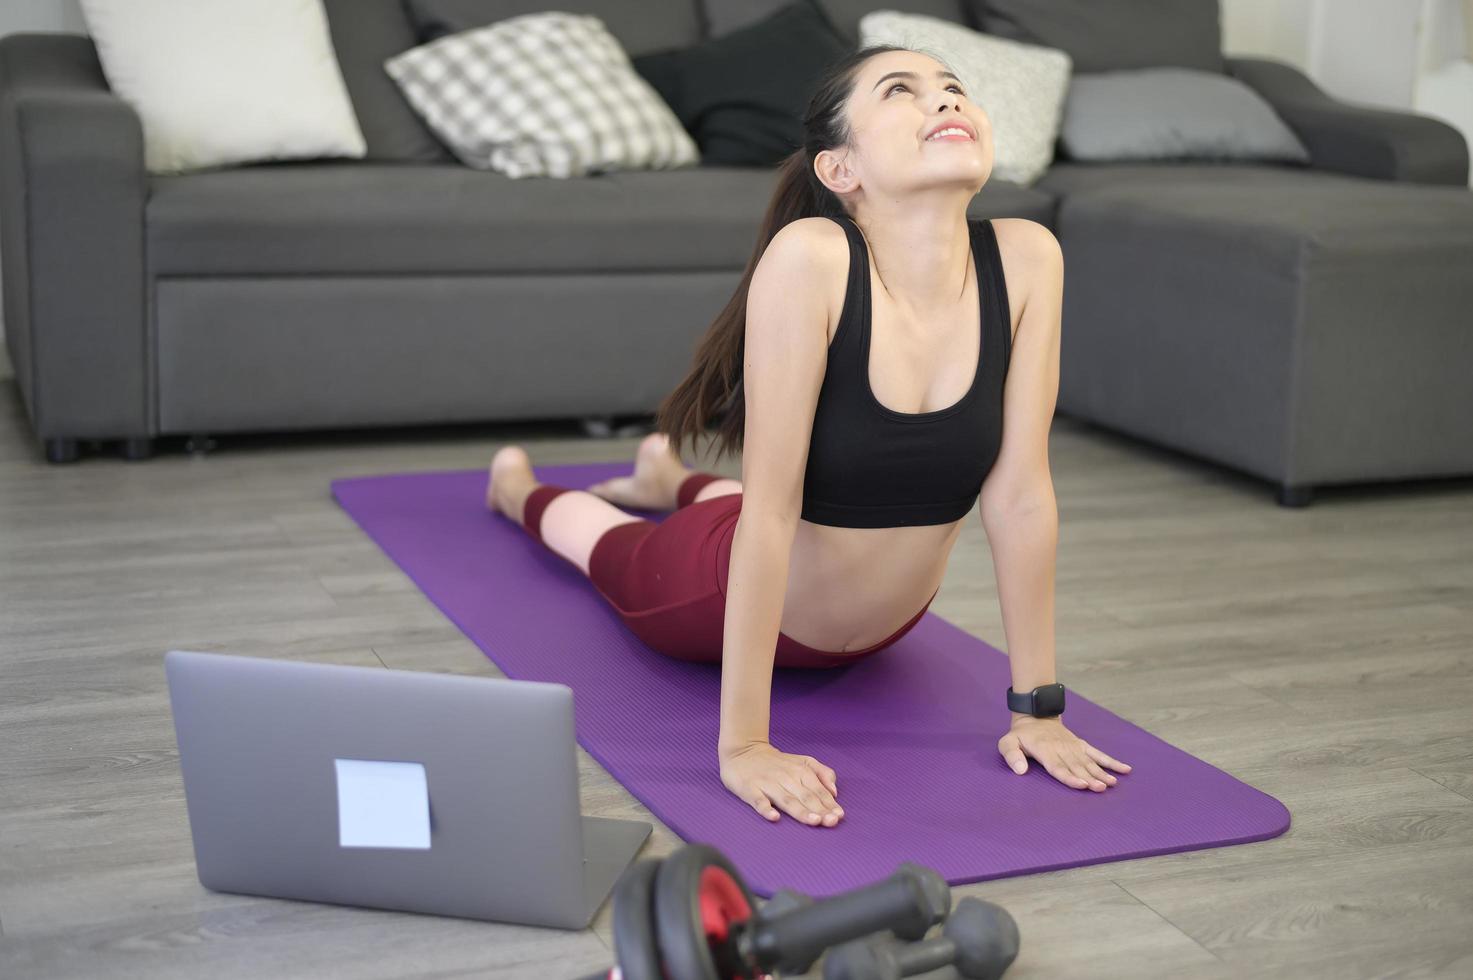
[2,0,1470,508]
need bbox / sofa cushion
[1042,162,1473,488]
[1059,68,1309,164]
[406,0,703,56]
[1036,160,1336,200]
[1038,161,1473,273]
[145,162,1058,276]
[965,0,1225,74]
[633,0,852,167]
[702,0,968,41]
[321,0,451,163]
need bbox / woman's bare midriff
[777,518,966,653]
[761,217,1021,654]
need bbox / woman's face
[824,50,992,202]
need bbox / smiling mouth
[925,129,974,143]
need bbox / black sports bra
[799,214,1012,528]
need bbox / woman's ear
[814,147,858,196]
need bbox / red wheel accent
[697,866,753,946]
[654,844,762,980]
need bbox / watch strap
[1008,683,1066,718]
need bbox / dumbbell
[822,897,1020,980]
[752,864,950,975]
[579,843,960,980]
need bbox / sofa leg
[579,415,617,438]
[185,433,217,455]
[579,415,658,439]
[44,438,80,464]
[120,437,154,461]
[1276,483,1314,508]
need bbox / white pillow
[385,12,700,179]
[79,0,366,175]
[859,10,1072,187]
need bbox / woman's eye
[887,81,966,96]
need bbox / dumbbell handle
[746,869,944,974]
[891,935,957,976]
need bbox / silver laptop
[164,650,651,929]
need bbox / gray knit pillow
[1060,68,1310,164]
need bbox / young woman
[486,45,1131,829]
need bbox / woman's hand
[719,740,844,827]
[997,717,1131,791]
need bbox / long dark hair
[654,44,917,464]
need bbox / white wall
[1222,0,1320,72]
[0,0,84,37]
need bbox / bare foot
[486,445,535,520]
[584,433,689,511]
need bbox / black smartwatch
[1007,682,1066,718]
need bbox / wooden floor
[1,348,1470,979]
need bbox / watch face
[1035,683,1066,715]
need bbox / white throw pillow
[859,10,1072,187]
[385,12,700,179]
[79,0,366,175]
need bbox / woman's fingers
[1058,753,1100,790]
[1051,754,1093,789]
[779,775,840,825]
[751,792,780,820]
[1083,758,1116,786]
[803,757,838,797]
[796,771,841,814]
[1042,756,1085,788]
[1073,760,1105,790]
[1083,742,1131,772]
[774,788,826,825]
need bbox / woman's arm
[985,498,1059,713]
[718,514,798,754]
[979,219,1064,716]
[980,225,1130,789]
[716,218,842,755]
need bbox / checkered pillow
[384,11,700,178]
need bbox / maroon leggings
[518,472,936,669]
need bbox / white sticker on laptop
[334,759,431,850]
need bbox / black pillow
[320,0,452,163]
[633,0,853,168]
[965,0,1225,74]
[405,0,702,58]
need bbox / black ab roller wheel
[654,843,763,980]
[610,858,665,980]
[577,843,1020,980]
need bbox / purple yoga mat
[331,464,1290,898]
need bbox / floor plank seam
[1109,879,1227,964]
[1406,766,1473,804]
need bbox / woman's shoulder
[757,216,852,297]
[768,215,851,258]
[979,218,1059,344]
